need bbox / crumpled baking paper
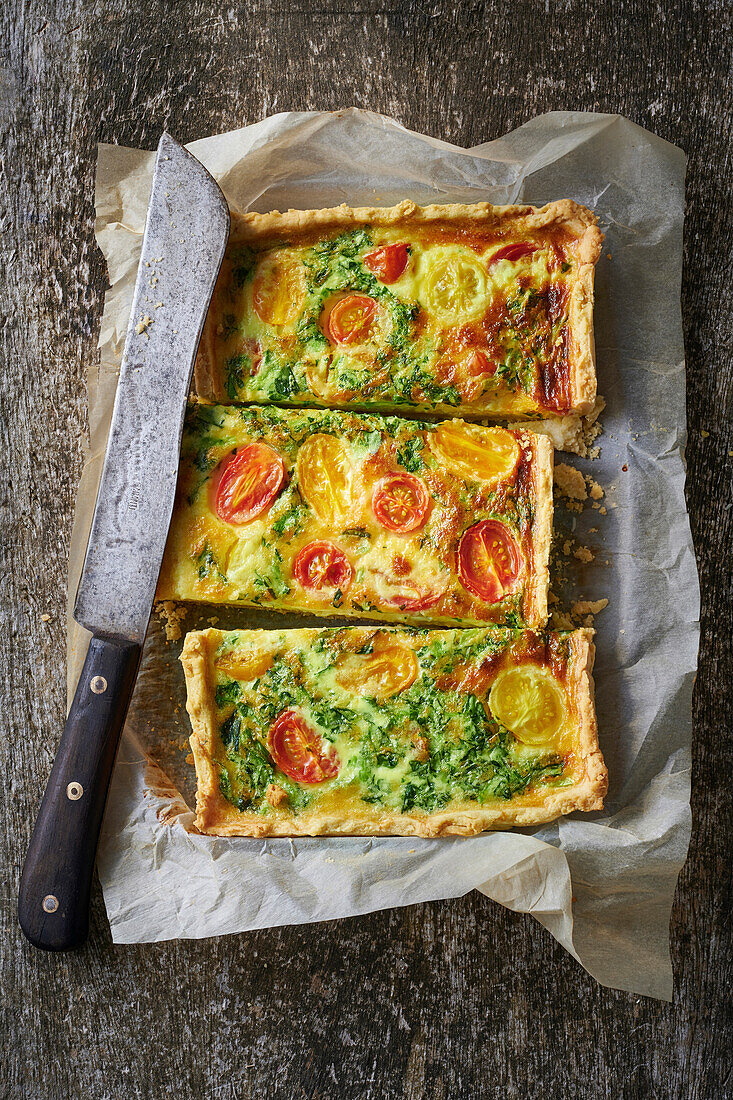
[69,110,697,1001]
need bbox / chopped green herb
[225,353,250,399]
[395,436,425,472]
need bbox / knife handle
[18,635,141,951]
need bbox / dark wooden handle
[18,635,141,951]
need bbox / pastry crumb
[185,752,194,765]
[554,463,588,501]
[562,539,573,556]
[586,477,604,500]
[266,783,289,808]
[550,610,575,630]
[208,616,220,625]
[135,314,153,337]
[154,600,189,641]
[701,429,709,438]
[574,546,594,563]
[40,613,51,622]
[572,598,608,617]
[599,506,607,515]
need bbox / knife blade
[18,133,229,951]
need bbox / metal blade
[74,133,229,644]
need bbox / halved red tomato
[363,243,409,283]
[372,473,430,533]
[327,295,377,344]
[214,443,286,525]
[268,710,340,784]
[389,589,444,612]
[293,541,353,593]
[465,348,498,377]
[382,577,446,611]
[457,520,521,603]
[488,242,537,266]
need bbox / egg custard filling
[157,403,553,627]
[182,626,607,837]
[195,200,602,420]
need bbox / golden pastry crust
[195,199,602,419]
[181,626,607,838]
[221,197,598,243]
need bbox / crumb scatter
[154,600,189,642]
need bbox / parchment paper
[70,110,697,1001]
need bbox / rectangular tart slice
[157,403,553,627]
[182,626,607,837]
[195,199,602,420]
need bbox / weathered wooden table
[2,2,731,1097]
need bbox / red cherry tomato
[268,710,340,784]
[293,541,354,593]
[380,575,446,611]
[389,588,444,612]
[363,243,409,283]
[372,473,430,533]
[214,443,286,525]
[488,243,537,266]
[465,349,498,377]
[327,295,377,344]
[457,520,521,603]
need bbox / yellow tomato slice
[335,637,419,702]
[252,251,305,326]
[215,649,273,682]
[429,423,521,485]
[489,665,567,746]
[305,357,333,400]
[421,248,488,323]
[296,434,355,525]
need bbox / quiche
[195,199,602,420]
[181,625,607,837]
[157,403,553,627]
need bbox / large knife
[18,134,229,951]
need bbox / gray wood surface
[1,1,731,1097]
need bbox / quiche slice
[157,403,553,627]
[195,199,602,420]
[181,626,607,837]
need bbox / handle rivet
[42,895,59,914]
[66,782,84,801]
[90,676,107,694]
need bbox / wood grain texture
[1,1,731,1097]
